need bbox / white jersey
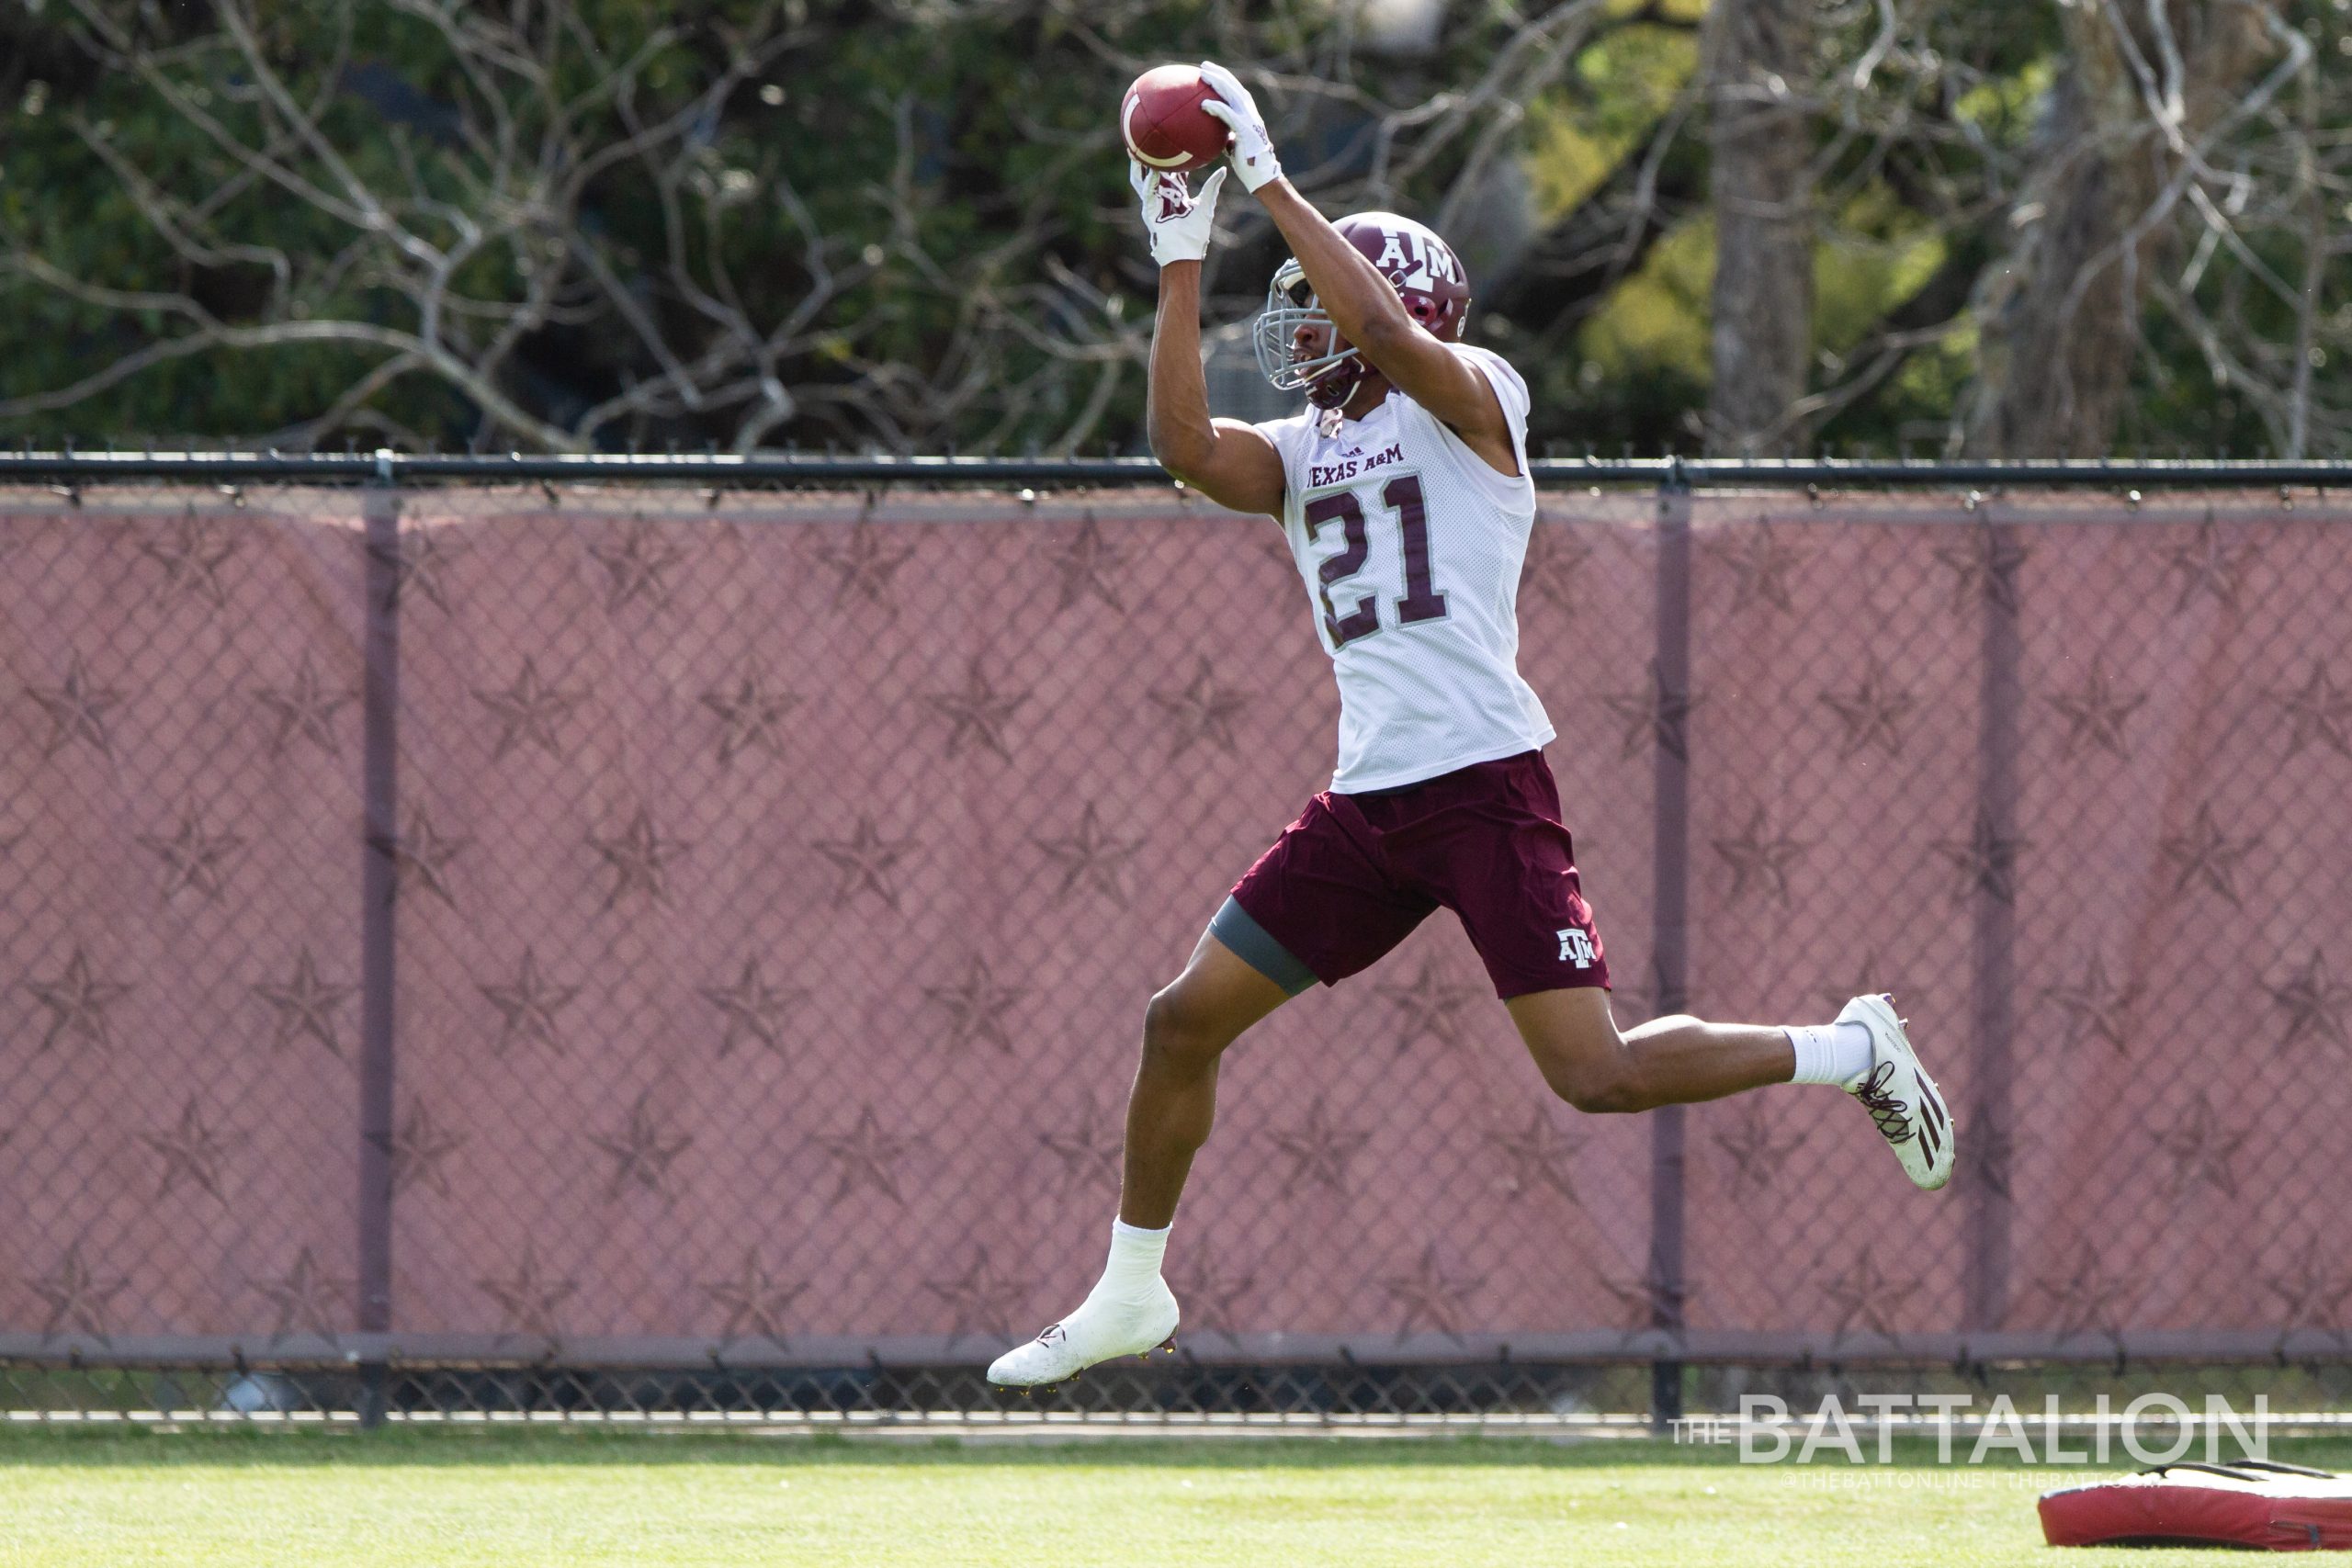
[1254,344,1555,793]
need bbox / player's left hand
[1197,61,1281,193]
[1128,159,1227,267]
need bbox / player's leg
[988,922,1295,1388]
[1506,988,1953,1188]
[990,795,1430,1387]
[1506,987,1792,1111]
[1430,752,1954,1189]
[1118,917,1301,1229]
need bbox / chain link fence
[2,471,2347,1427]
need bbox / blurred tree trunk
[1964,0,2273,457]
[1703,0,1815,457]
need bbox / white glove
[1129,160,1227,267]
[1197,61,1282,193]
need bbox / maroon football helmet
[1253,211,1473,410]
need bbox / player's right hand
[1128,160,1227,268]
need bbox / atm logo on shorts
[1555,928,1596,968]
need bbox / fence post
[1963,517,2021,1331]
[1648,466,1694,1433]
[355,468,401,1427]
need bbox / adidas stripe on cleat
[1838,992,1955,1190]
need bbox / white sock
[1785,1021,1874,1087]
[1092,1219,1170,1301]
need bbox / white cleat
[1839,993,1955,1190]
[986,1279,1181,1387]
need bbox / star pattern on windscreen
[699,666,800,765]
[926,1248,1027,1344]
[1270,1095,1371,1197]
[923,658,1031,761]
[472,656,584,761]
[479,1243,576,1340]
[590,519,687,611]
[1038,1089,1123,1196]
[1383,1243,1485,1343]
[141,1098,246,1201]
[2165,515,2256,612]
[2047,653,2147,760]
[1819,658,1916,760]
[253,946,357,1055]
[2271,660,2352,759]
[2159,802,2256,906]
[1933,525,2029,614]
[256,1247,352,1344]
[1616,951,1683,1025]
[139,509,237,606]
[1520,521,1591,613]
[1820,1249,1921,1341]
[2151,1090,2247,1199]
[704,1249,806,1350]
[1035,802,1144,905]
[479,948,580,1055]
[1819,956,1910,1018]
[1932,807,2026,905]
[1487,1108,1585,1203]
[2041,952,2142,1054]
[1957,1118,2012,1201]
[813,816,912,909]
[816,1104,919,1204]
[1713,1099,1804,1194]
[29,651,122,758]
[923,956,1027,1055]
[1374,958,1482,1050]
[1599,1269,1683,1333]
[1602,661,1700,761]
[2030,1247,2136,1339]
[2265,950,2350,1052]
[1713,807,1809,904]
[24,946,133,1052]
[29,1243,129,1343]
[1169,1252,1257,1338]
[1148,656,1250,758]
[369,807,469,908]
[699,956,805,1058]
[817,521,914,607]
[254,652,356,758]
[1717,525,1804,614]
[2264,1246,2350,1343]
[592,1090,692,1201]
[140,802,245,904]
[590,807,690,908]
[368,526,459,613]
[1042,514,1127,613]
[376,1096,465,1198]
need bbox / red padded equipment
[2040,1462,2352,1550]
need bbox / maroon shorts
[1226,750,1610,999]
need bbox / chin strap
[1317,403,1345,438]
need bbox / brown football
[1120,65,1228,175]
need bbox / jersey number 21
[1306,473,1448,649]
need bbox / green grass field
[5,1427,2346,1566]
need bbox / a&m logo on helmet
[1363,216,1465,294]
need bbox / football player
[988,62,1953,1388]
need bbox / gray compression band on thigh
[1208,897,1318,996]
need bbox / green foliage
[0,0,2344,455]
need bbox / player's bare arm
[1197,62,1516,476]
[1129,162,1284,518]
